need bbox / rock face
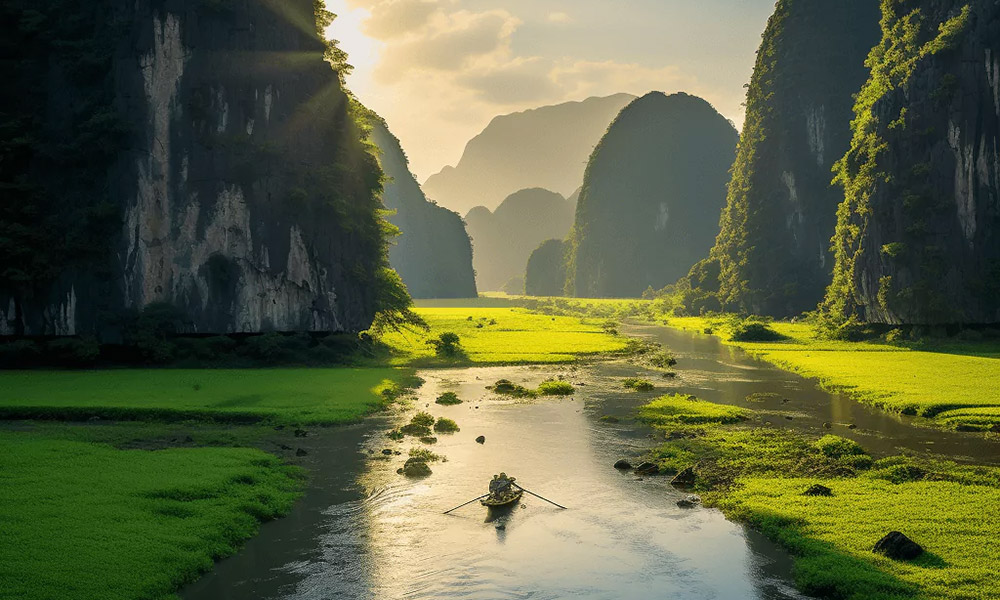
[714,0,881,317]
[568,93,738,298]
[368,117,477,299]
[826,0,1000,324]
[423,94,636,214]
[465,189,575,292]
[525,240,569,297]
[0,0,386,336]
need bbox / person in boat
[492,472,516,497]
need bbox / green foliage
[824,2,972,324]
[727,316,785,342]
[433,417,460,433]
[435,392,462,405]
[426,332,462,357]
[410,411,435,427]
[314,1,352,82]
[0,0,127,329]
[489,379,537,398]
[536,380,575,396]
[368,267,428,338]
[814,434,866,459]
[0,432,302,600]
[623,377,655,392]
[639,394,748,426]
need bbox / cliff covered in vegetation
[525,239,568,297]
[713,0,881,317]
[824,0,1000,325]
[368,116,477,299]
[465,188,575,292]
[0,0,394,336]
[568,92,738,298]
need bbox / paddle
[443,493,490,514]
[514,484,567,510]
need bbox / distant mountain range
[464,188,576,291]
[422,94,635,215]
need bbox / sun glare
[323,0,379,94]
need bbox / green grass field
[639,394,1000,600]
[0,433,302,600]
[0,368,407,425]
[380,307,629,365]
[666,316,1000,430]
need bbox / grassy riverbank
[380,306,629,366]
[640,395,1000,600]
[666,316,1000,431]
[0,368,409,425]
[0,430,303,600]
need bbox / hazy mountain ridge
[422,94,636,214]
[369,117,477,299]
[465,188,575,291]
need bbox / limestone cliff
[0,0,386,336]
[713,0,881,317]
[825,0,1000,324]
[368,117,477,299]
[568,93,738,298]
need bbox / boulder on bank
[873,531,923,561]
[614,459,633,470]
[671,466,697,486]
[803,484,833,497]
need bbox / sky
[325,0,777,181]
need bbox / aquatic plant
[433,417,460,433]
[814,435,866,459]
[489,379,537,398]
[399,423,432,437]
[623,378,655,392]
[408,448,441,462]
[435,392,463,405]
[401,457,432,477]
[536,380,575,396]
[410,411,435,427]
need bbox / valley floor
[3,301,999,600]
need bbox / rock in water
[568,92,738,297]
[824,0,1000,324]
[295,448,308,457]
[475,435,486,444]
[613,459,633,470]
[402,458,432,477]
[676,495,702,509]
[671,466,697,486]
[873,532,924,561]
[367,116,477,299]
[803,484,833,497]
[713,0,881,317]
[634,462,659,476]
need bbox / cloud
[547,11,572,24]
[362,0,440,39]
[375,9,521,82]
[456,57,562,104]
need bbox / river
[183,323,995,600]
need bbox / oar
[514,484,567,509]
[443,493,490,514]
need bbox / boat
[480,488,523,508]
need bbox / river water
[183,324,994,600]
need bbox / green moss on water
[639,394,748,426]
[433,418,460,434]
[435,392,463,405]
[410,411,435,427]
[623,378,655,392]
[536,380,574,396]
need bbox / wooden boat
[480,488,523,508]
